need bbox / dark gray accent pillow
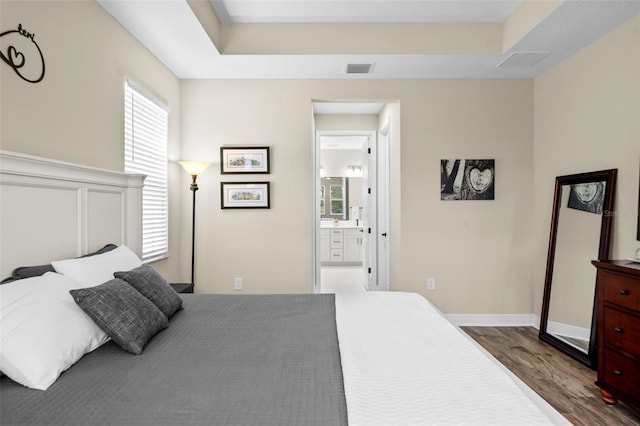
[114,265,183,318]
[69,279,168,355]
[8,263,55,280]
[1,244,118,284]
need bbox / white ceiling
[97,0,640,80]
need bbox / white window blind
[124,81,169,263]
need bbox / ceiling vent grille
[346,63,374,74]
[496,52,551,68]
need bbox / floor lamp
[179,161,210,288]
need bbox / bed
[0,151,570,425]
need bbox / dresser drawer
[603,307,640,355]
[601,348,640,399]
[601,271,640,310]
[594,261,640,412]
[330,249,343,262]
[330,234,343,248]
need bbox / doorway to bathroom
[312,101,393,294]
[316,131,375,293]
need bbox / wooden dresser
[592,260,640,413]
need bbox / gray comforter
[0,294,348,426]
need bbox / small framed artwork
[567,181,605,214]
[441,159,495,201]
[221,182,270,209]
[220,146,270,174]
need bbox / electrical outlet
[427,277,436,290]
[234,277,243,290]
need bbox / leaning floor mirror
[539,169,617,368]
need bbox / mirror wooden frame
[539,169,617,368]
[637,171,640,240]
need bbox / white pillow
[0,272,109,390]
[52,245,142,288]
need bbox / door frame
[377,118,391,291]
[313,130,378,293]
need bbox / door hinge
[368,227,372,234]
[368,188,371,194]
[368,148,371,154]
[368,267,372,274]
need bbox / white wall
[321,149,363,177]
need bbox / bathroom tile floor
[320,266,367,293]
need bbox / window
[124,80,169,263]
[330,184,344,215]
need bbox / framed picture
[441,159,495,201]
[221,182,270,209]
[220,146,270,174]
[567,181,605,214]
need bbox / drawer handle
[619,289,630,295]
[614,327,624,333]
[614,369,623,376]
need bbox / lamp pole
[179,161,210,290]
[189,174,198,286]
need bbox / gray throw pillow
[114,265,182,318]
[69,279,168,354]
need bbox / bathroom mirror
[539,169,617,368]
[320,177,348,220]
[320,177,363,221]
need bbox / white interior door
[378,120,391,291]
[361,134,377,290]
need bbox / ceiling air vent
[496,52,550,68]
[346,63,374,74]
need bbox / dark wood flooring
[462,327,640,425]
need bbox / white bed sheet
[335,292,571,426]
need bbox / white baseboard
[444,313,539,327]
[445,314,588,339]
[546,320,591,341]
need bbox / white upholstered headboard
[0,150,145,278]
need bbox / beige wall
[180,79,534,314]
[532,16,640,317]
[502,0,562,52]
[314,114,378,131]
[0,0,183,281]
[2,1,636,317]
